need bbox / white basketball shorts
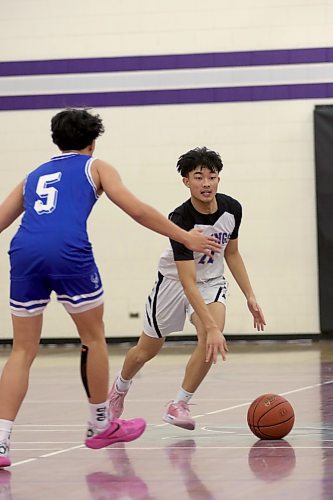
[143,272,228,338]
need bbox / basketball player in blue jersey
[109,147,266,430]
[0,111,221,467]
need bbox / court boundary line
[11,445,84,467]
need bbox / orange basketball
[247,393,295,439]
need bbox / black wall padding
[314,105,333,333]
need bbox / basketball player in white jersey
[109,147,266,430]
[0,111,221,467]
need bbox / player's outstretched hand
[206,330,228,364]
[247,297,266,331]
[185,228,221,256]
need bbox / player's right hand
[205,331,228,364]
[247,297,266,331]
[185,228,221,256]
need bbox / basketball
[247,394,295,439]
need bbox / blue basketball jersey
[9,153,100,279]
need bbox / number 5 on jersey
[34,172,62,214]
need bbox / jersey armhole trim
[23,175,28,195]
[85,158,100,200]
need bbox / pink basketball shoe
[108,379,132,419]
[163,401,195,430]
[0,441,11,468]
[85,418,146,449]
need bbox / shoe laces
[169,400,194,416]
[109,389,125,409]
[109,380,131,402]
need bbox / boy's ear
[182,177,190,188]
[88,140,96,154]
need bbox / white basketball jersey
[158,193,242,282]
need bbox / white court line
[79,445,333,450]
[155,379,333,426]
[11,445,84,467]
[13,424,156,430]
[12,448,76,451]
[40,445,84,458]
[24,400,85,403]
[15,424,85,427]
[11,459,37,467]
[13,429,84,432]
[13,441,81,444]
[207,380,333,415]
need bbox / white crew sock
[0,419,13,441]
[116,374,132,392]
[174,388,194,404]
[89,402,108,430]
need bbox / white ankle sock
[0,419,13,441]
[89,402,108,430]
[174,388,194,404]
[116,374,132,392]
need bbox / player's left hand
[247,297,266,331]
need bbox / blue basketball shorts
[10,267,104,317]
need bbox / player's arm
[0,181,24,233]
[93,159,220,256]
[175,259,228,363]
[224,238,266,331]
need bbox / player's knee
[132,347,155,365]
[12,343,39,365]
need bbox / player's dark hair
[51,108,105,151]
[176,147,223,177]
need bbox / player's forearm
[99,162,196,247]
[131,203,190,246]
[0,183,24,232]
[225,251,255,300]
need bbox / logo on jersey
[90,273,99,289]
[199,232,230,264]
[213,232,230,245]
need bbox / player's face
[183,166,220,204]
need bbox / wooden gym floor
[0,338,332,499]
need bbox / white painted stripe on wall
[1,62,333,96]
